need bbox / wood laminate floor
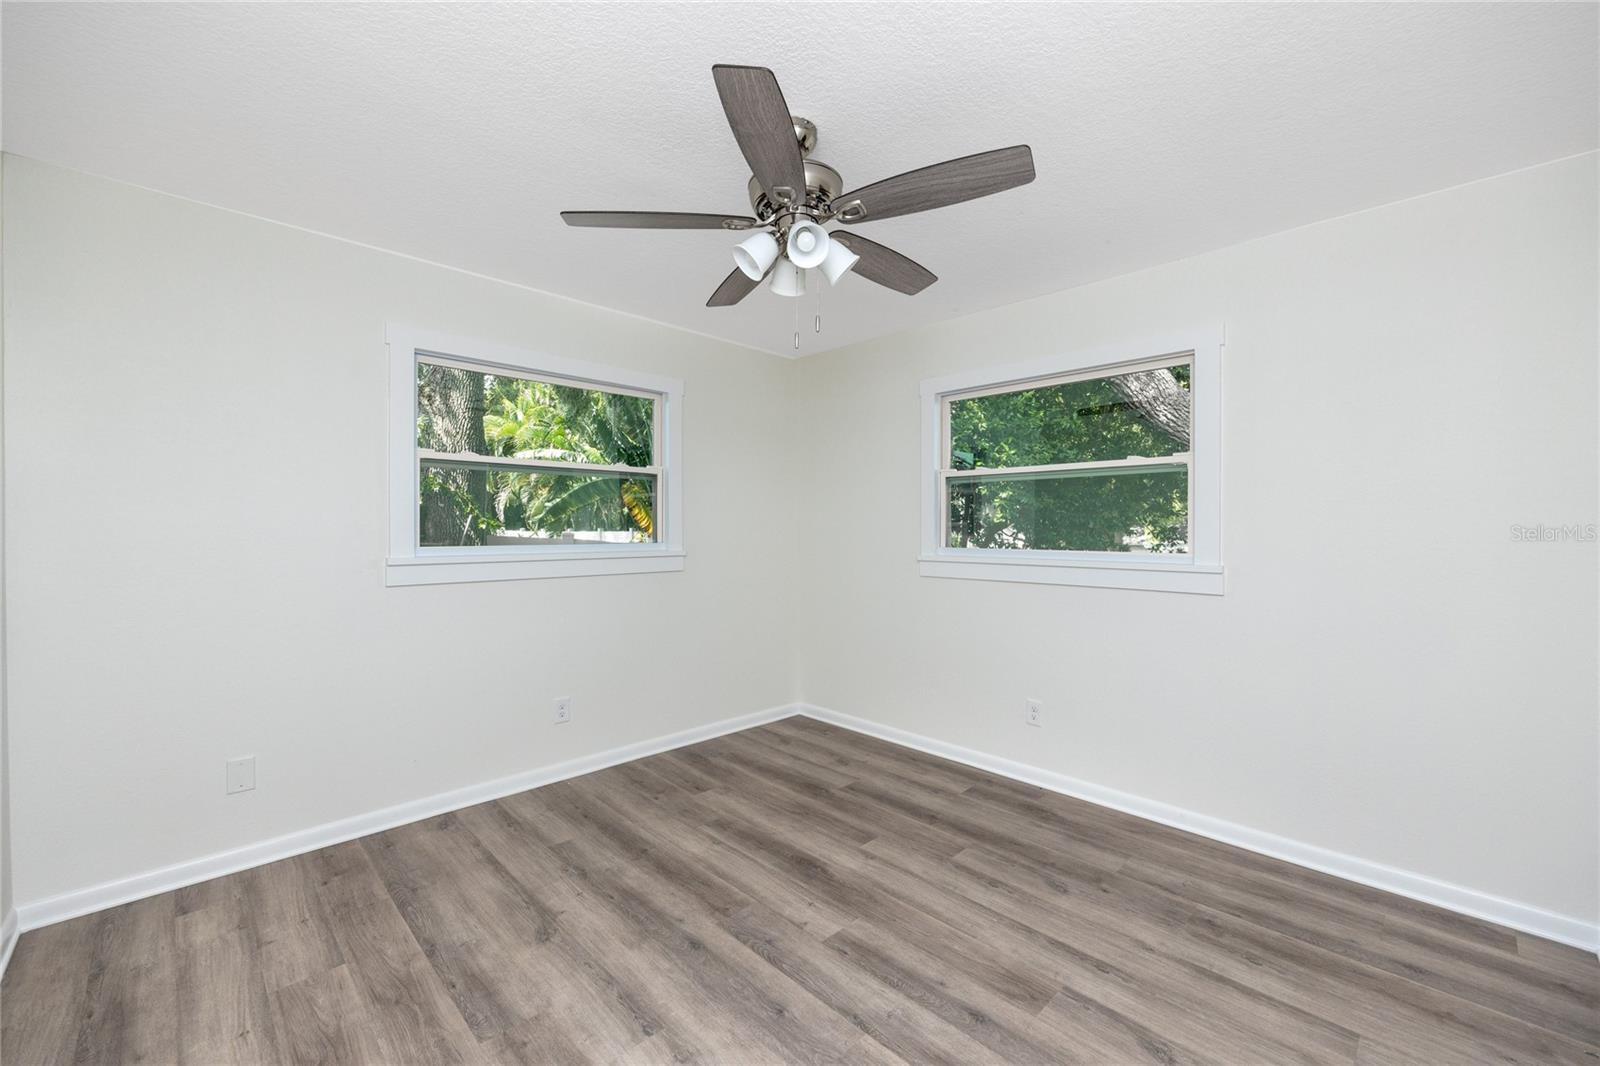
[4,717,1597,1065]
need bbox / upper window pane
[948,361,1191,470]
[416,361,655,467]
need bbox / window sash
[939,352,1192,406]
[412,354,667,550]
[418,448,660,480]
[940,465,1195,554]
[939,455,1189,480]
[419,460,660,551]
[937,363,1195,555]
[416,353,663,402]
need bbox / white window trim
[919,326,1224,595]
[386,325,685,587]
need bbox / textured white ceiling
[4,2,1596,357]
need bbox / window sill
[918,553,1224,595]
[386,549,685,587]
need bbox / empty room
[0,2,1596,1063]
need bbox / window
[920,329,1223,594]
[387,327,684,586]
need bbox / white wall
[1,155,796,906]
[790,153,1599,929]
[4,150,1595,942]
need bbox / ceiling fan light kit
[770,258,807,297]
[733,231,780,280]
[562,64,1036,331]
[784,218,830,269]
[820,238,860,285]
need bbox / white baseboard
[16,699,1596,957]
[16,703,801,934]
[0,908,18,980]
[796,704,1599,954]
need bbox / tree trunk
[417,365,492,546]
[1108,369,1190,449]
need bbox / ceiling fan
[562,64,1036,309]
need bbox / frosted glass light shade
[786,220,830,268]
[770,258,807,297]
[820,239,860,284]
[733,231,780,280]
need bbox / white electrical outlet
[1024,699,1043,727]
[554,697,573,725]
[226,755,256,794]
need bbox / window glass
[942,360,1191,554]
[420,462,656,547]
[947,466,1188,552]
[415,360,658,547]
[948,362,1190,469]
[417,362,654,466]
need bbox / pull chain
[815,277,823,334]
[792,276,801,351]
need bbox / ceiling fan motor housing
[747,117,843,221]
[747,161,843,219]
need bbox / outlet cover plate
[226,755,256,794]
[554,697,572,725]
[1025,699,1042,727]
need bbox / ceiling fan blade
[712,65,807,206]
[706,268,761,307]
[830,233,936,294]
[833,145,1035,224]
[562,211,756,230]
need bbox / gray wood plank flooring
[5,717,1597,1064]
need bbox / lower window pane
[947,467,1188,553]
[420,462,657,547]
